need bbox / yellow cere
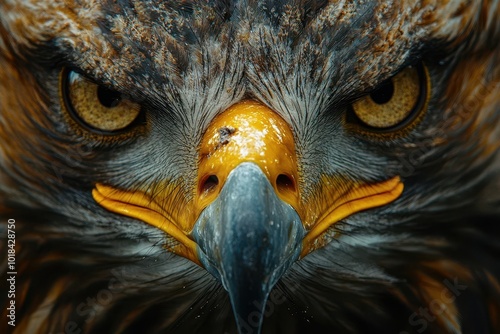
[196,100,301,215]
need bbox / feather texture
[1,1,499,333]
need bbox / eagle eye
[348,64,429,133]
[60,69,142,134]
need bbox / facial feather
[0,1,499,333]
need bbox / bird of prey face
[1,1,499,333]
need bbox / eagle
[1,1,499,333]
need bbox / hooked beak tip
[192,163,304,334]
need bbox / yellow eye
[61,69,142,134]
[350,64,428,131]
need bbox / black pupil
[370,80,394,105]
[97,86,122,108]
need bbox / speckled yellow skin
[197,100,300,212]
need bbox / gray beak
[192,162,305,334]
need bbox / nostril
[200,175,219,195]
[276,174,296,193]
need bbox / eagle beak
[192,163,304,333]
[192,101,305,333]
